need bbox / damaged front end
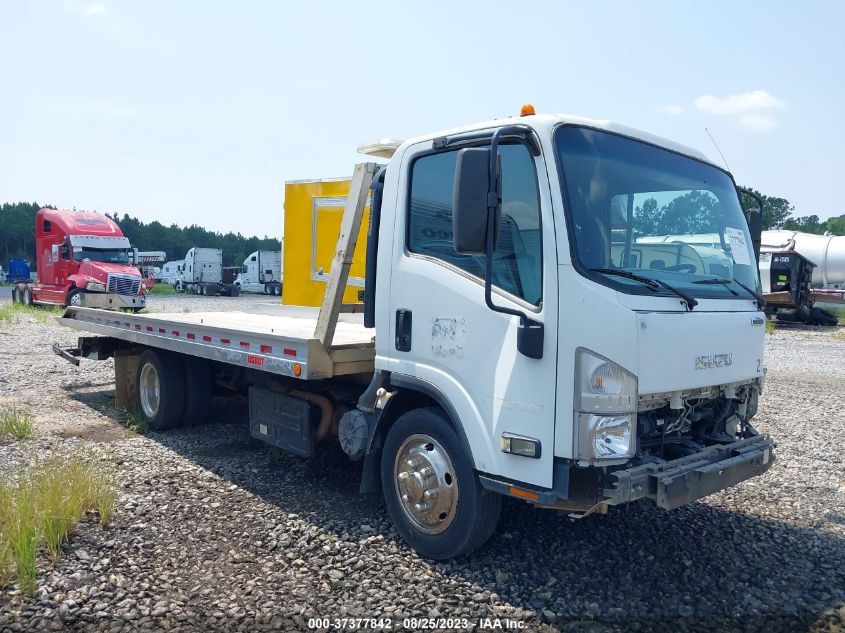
[601,378,775,510]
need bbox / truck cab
[16,209,145,308]
[160,260,184,286]
[233,249,283,295]
[361,112,770,554]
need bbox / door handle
[395,309,412,352]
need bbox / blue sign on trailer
[8,258,30,282]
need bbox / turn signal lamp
[520,104,536,117]
[293,364,302,377]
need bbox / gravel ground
[0,295,843,632]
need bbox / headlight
[86,282,106,291]
[578,413,635,459]
[575,349,637,461]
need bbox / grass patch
[0,451,117,594]
[0,303,15,325]
[0,303,63,326]
[122,410,148,435]
[0,483,39,594]
[765,318,776,335]
[146,283,176,295]
[828,307,845,321]
[1,408,34,441]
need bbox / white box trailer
[234,249,283,295]
[55,111,774,559]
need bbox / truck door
[387,139,559,488]
[56,239,72,285]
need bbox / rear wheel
[22,286,33,306]
[380,407,501,559]
[12,284,21,303]
[135,350,185,430]
[181,356,212,426]
[274,283,282,297]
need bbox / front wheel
[66,288,85,307]
[380,407,501,559]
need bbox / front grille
[107,273,141,296]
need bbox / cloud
[84,2,108,14]
[738,113,778,131]
[658,105,684,116]
[694,90,784,115]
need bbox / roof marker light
[520,104,536,117]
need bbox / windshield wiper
[590,268,698,311]
[693,277,766,309]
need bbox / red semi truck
[12,209,146,310]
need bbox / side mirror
[739,187,764,264]
[744,208,762,263]
[452,147,498,254]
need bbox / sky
[1,1,843,238]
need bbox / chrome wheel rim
[139,362,161,419]
[69,292,83,306]
[394,434,458,535]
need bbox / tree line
[2,190,843,271]
[0,203,280,270]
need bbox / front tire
[135,350,185,430]
[380,407,501,559]
[66,288,85,307]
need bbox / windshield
[73,247,130,264]
[555,126,760,299]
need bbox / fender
[359,372,478,494]
[387,373,477,469]
[67,273,95,290]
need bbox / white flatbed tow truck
[56,109,775,559]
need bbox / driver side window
[407,144,543,305]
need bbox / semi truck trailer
[13,209,146,309]
[55,110,774,559]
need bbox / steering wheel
[663,263,697,273]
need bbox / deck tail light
[575,349,637,460]
[500,433,541,459]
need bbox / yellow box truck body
[283,177,369,307]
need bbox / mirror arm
[483,127,544,359]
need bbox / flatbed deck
[59,305,375,379]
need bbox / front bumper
[604,434,775,510]
[80,293,146,310]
